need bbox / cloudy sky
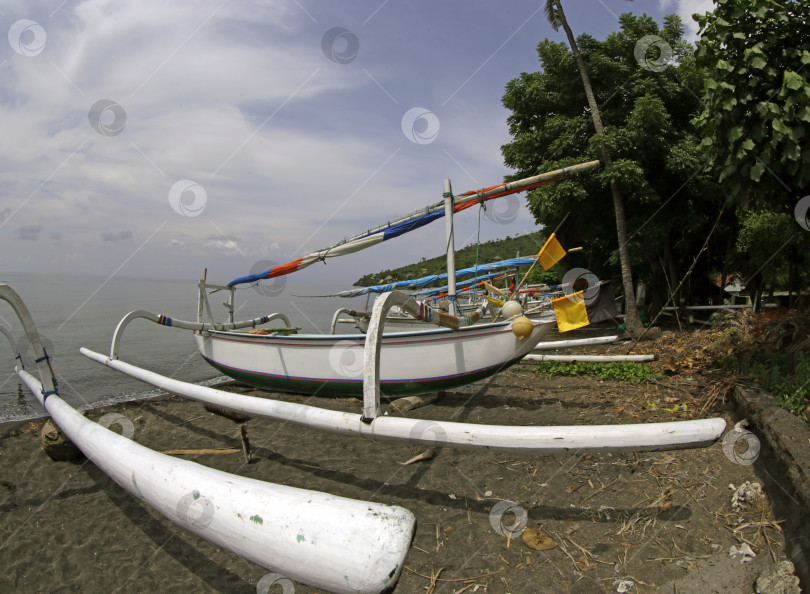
[0,0,712,286]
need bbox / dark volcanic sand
[0,344,796,593]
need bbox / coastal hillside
[354,232,551,286]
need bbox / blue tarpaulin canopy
[301,257,536,298]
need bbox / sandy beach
[0,335,801,593]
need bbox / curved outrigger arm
[0,283,59,399]
[109,310,293,360]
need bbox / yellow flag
[552,290,590,332]
[538,233,566,271]
[486,295,505,308]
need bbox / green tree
[694,0,810,307]
[502,12,725,313]
[735,210,810,306]
[694,0,810,207]
[543,0,642,334]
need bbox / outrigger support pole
[443,178,459,317]
[361,291,488,421]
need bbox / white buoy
[501,300,523,319]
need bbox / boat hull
[195,318,554,397]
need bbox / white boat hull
[195,317,555,397]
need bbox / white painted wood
[82,348,727,453]
[0,284,58,398]
[524,354,656,363]
[443,178,458,316]
[17,368,415,594]
[532,335,618,350]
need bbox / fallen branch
[161,448,240,456]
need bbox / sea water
[0,273,370,423]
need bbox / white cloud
[659,0,714,41]
[0,0,684,283]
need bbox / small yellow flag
[537,233,566,271]
[486,295,506,308]
[551,290,590,332]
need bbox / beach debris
[576,556,598,572]
[522,526,556,551]
[613,578,635,592]
[754,560,801,594]
[730,481,763,509]
[388,394,435,414]
[397,449,435,466]
[161,448,240,456]
[240,424,251,464]
[729,542,756,564]
[40,419,83,462]
[204,404,251,423]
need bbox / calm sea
[0,274,370,423]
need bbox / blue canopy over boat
[300,257,536,298]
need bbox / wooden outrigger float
[1,284,415,594]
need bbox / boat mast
[443,178,458,316]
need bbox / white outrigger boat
[105,164,601,400]
[80,162,726,452]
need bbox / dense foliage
[501,13,726,311]
[694,0,810,302]
[694,0,810,207]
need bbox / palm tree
[545,0,643,334]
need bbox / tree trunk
[552,0,642,333]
